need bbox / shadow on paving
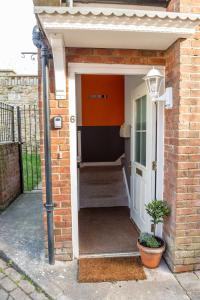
[0,192,45,261]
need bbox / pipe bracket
[44,203,56,212]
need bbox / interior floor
[79,165,129,208]
[79,165,138,255]
[79,207,139,255]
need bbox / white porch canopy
[35,6,200,99]
[35,6,200,50]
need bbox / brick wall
[167,0,180,11]
[0,71,38,106]
[0,143,21,209]
[0,70,39,152]
[163,40,181,271]
[163,0,200,272]
[66,48,166,65]
[167,0,200,13]
[38,58,72,261]
[33,0,60,6]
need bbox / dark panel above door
[79,126,125,162]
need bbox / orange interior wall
[81,75,124,126]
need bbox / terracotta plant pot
[137,239,165,269]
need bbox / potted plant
[137,200,170,268]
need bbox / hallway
[79,165,139,255]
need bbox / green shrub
[139,232,161,248]
[145,200,170,236]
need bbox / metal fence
[0,102,15,143]
[0,102,41,192]
[17,105,41,191]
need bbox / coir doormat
[78,257,146,283]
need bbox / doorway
[68,63,164,259]
[77,74,139,255]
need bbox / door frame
[68,63,165,259]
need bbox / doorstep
[79,251,140,259]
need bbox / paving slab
[187,291,200,300]
[11,287,32,300]
[0,259,8,269]
[4,268,22,282]
[176,272,200,300]
[0,192,198,300]
[30,291,50,300]
[0,257,49,300]
[195,271,200,279]
[0,288,9,300]
[176,272,200,292]
[0,277,17,292]
[0,271,6,280]
[18,279,35,294]
[0,193,45,263]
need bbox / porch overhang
[35,6,200,50]
[35,6,200,99]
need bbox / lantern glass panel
[146,76,163,100]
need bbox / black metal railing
[18,105,41,191]
[0,102,15,143]
[0,102,41,192]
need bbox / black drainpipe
[32,26,55,265]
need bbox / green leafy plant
[138,200,170,249]
[139,232,161,248]
[7,259,13,267]
[145,200,170,237]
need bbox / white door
[130,82,155,233]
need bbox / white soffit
[35,6,200,50]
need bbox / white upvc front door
[130,82,155,233]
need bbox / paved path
[0,258,49,300]
[0,193,200,300]
[175,272,200,300]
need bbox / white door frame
[68,63,165,259]
[130,83,162,234]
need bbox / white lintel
[49,34,66,100]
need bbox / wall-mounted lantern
[144,67,173,109]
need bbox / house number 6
[70,115,76,123]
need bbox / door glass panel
[135,96,147,166]
[141,132,146,166]
[135,132,140,163]
[136,99,141,130]
[141,96,146,130]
